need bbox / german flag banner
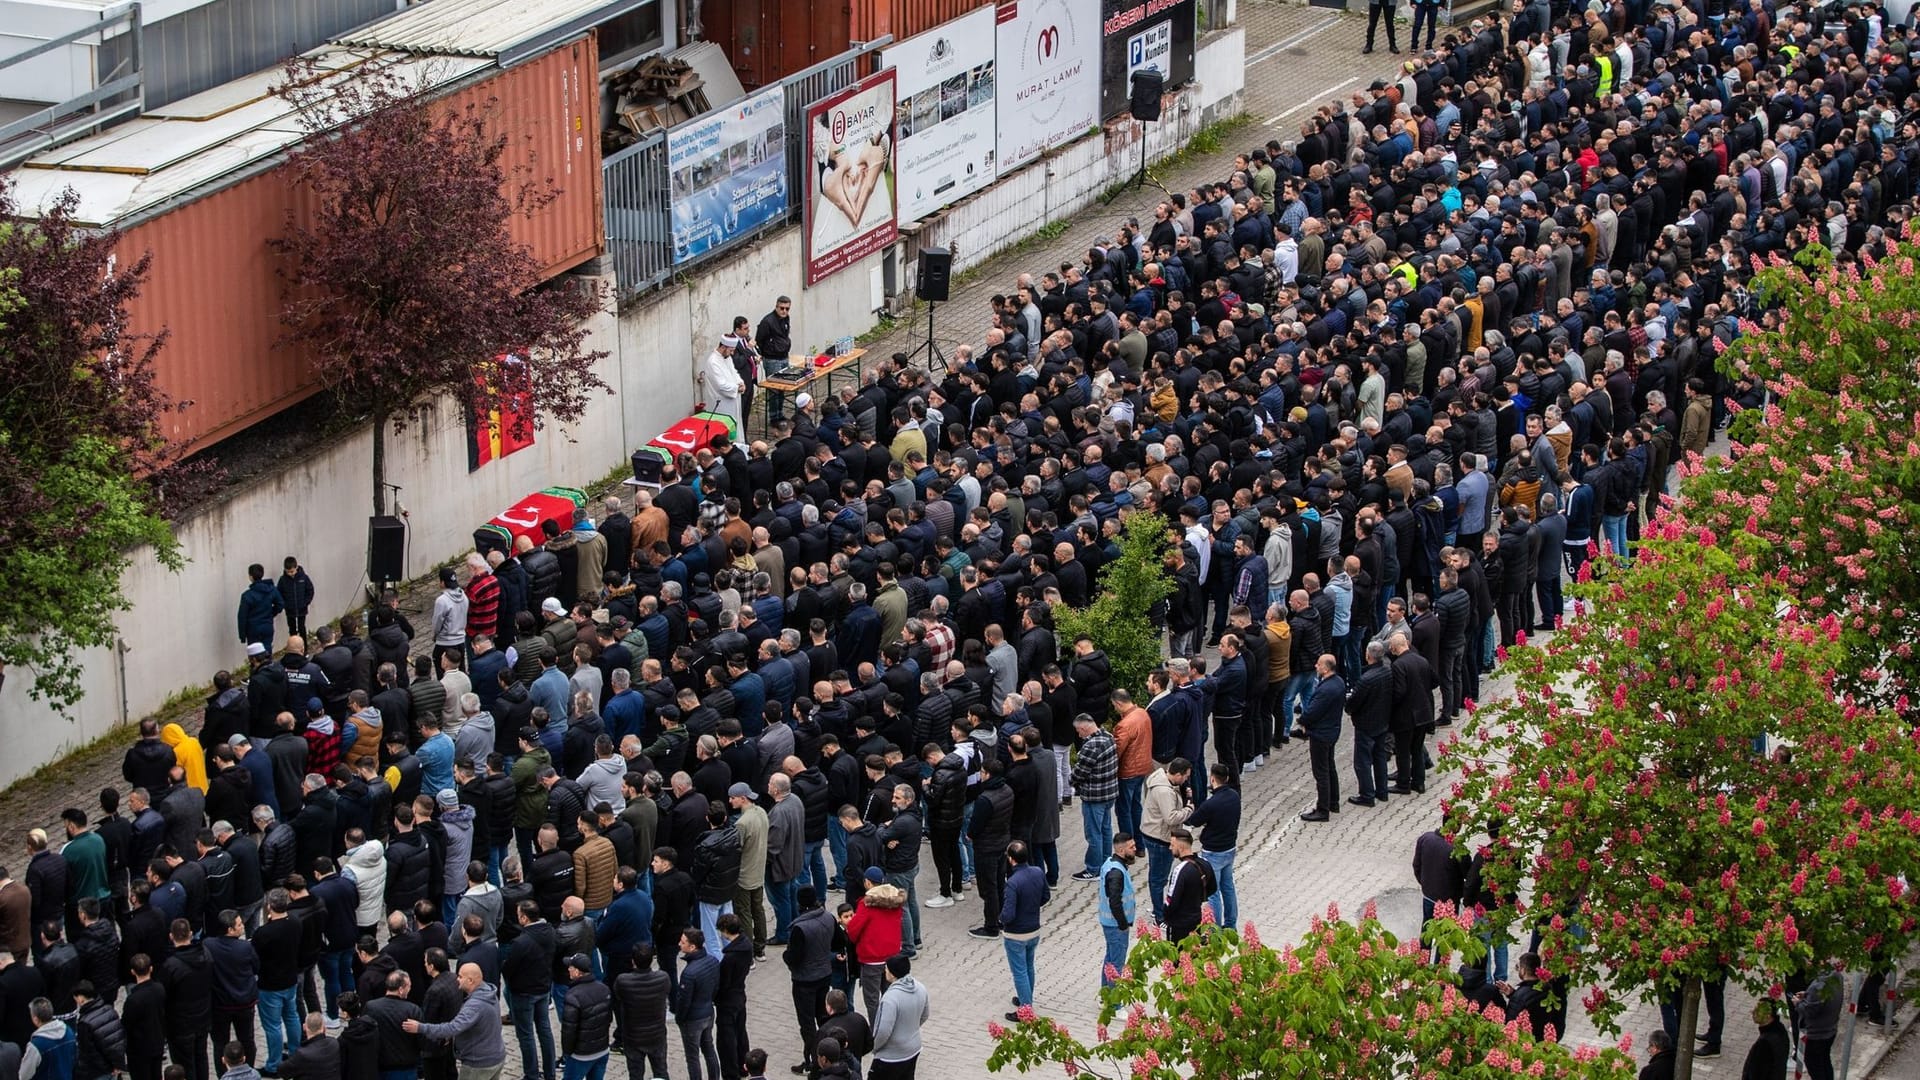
[468,353,537,471]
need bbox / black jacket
[73,917,121,1002]
[121,979,168,1057]
[280,1033,343,1080]
[160,942,213,1034]
[967,777,1015,855]
[503,919,556,996]
[717,934,754,1007]
[529,848,576,922]
[366,993,424,1069]
[339,1015,381,1080]
[1347,661,1394,736]
[613,968,671,1049]
[73,997,127,1077]
[1390,650,1438,733]
[923,754,968,831]
[561,974,613,1057]
[385,830,436,912]
[689,825,742,904]
[650,870,694,955]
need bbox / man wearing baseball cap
[559,952,612,1080]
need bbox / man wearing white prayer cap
[701,334,746,430]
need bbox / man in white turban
[700,335,746,430]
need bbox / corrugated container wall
[120,36,605,455]
[706,0,989,87]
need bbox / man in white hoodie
[341,829,387,937]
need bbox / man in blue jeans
[1096,834,1138,987]
[249,891,305,1072]
[1068,714,1119,881]
[1139,759,1192,925]
[1183,762,1241,931]
[1000,841,1050,1022]
[504,898,559,1080]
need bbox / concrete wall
[0,29,1245,787]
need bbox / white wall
[918,27,1246,278]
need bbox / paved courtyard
[2,5,1906,1078]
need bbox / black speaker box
[368,515,406,582]
[1130,70,1164,122]
[917,249,953,302]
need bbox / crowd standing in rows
[7,2,1907,1079]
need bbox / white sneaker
[1241,763,1255,774]
[1254,754,1266,767]
[926,895,955,908]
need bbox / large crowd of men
[2,1,1908,1078]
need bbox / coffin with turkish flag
[473,486,586,559]
[630,411,740,487]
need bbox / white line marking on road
[1245,13,1343,66]
[1263,74,1366,125]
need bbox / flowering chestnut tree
[1679,232,1920,715]
[988,907,1634,1080]
[1441,529,1920,1079]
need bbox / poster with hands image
[804,68,898,286]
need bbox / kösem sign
[1098,0,1196,120]
[995,0,1100,170]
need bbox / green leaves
[1443,529,1920,1040]
[987,915,1634,1080]
[1054,512,1175,701]
[0,181,182,712]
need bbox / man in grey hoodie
[453,862,505,945]
[575,738,627,814]
[452,695,496,771]
[870,954,928,1079]
[436,790,477,927]
[404,962,507,1074]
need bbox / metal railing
[602,36,891,302]
[601,130,673,301]
[0,2,143,169]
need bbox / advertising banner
[805,68,899,286]
[995,0,1101,171]
[885,7,999,224]
[1098,0,1196,120]
[667,85,789,264]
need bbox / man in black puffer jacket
[520,538,563,613]
[559,954,612,1069]
[922,748,968,906]
[1067,639,1113,725]
[787,761,833,895]
[71,899,120,1004]
[72,980,127,1080]
[384,806,437,914]
[689,805,742,957]
[613,943,671,1079]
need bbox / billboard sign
[885,7,999,224]
[804,68,899,286]
[666,85,789,264]
[1098,0,1196,120]
[995,0,1101,170]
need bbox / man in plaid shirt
[1068,714,1119,882]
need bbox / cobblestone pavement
[5,6,1907,1078]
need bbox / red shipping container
[114,37,605,455]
